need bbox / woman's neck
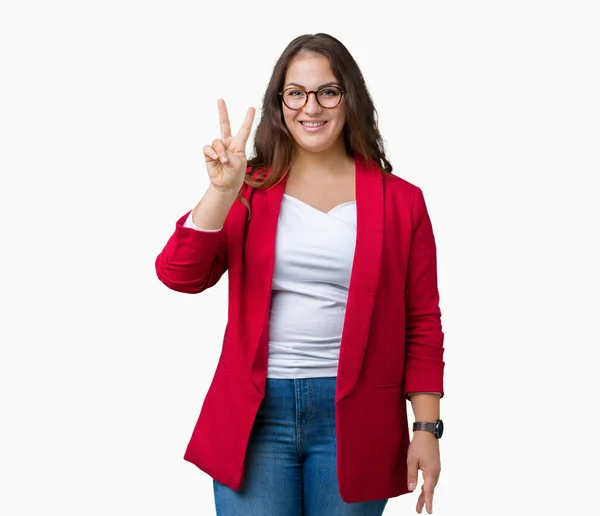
[289,142,354,179]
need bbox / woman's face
[281,54,347,154]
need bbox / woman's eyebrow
[284,81,341,89]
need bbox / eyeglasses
[278,85,345,110]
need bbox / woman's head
[247,33,392,188]
[280,53,348,157]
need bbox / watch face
[435,419,444,439]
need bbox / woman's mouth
[300,121,328,131]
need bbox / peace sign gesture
[204,99,256,194]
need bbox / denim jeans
[213,377,388,515]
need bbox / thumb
[407,455,419,492]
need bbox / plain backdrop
[1,1,598,514]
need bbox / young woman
[155,32,445,516]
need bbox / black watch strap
[413,419,443,439]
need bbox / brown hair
[238,33,392,209]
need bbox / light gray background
[1,1,598,514]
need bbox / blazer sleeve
[155,210,228,294]
[403,187,445,398]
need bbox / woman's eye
[320,89,338,96]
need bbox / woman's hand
[407,431,441,514]
[204,98,256,195]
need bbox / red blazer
[155,157,444,503]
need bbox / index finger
[422,474,435,514]
[234,106,256,145]
[217,99,232,141]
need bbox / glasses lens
[316,87,342,108]
[283,89,307,109]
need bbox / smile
[300,121,328,131]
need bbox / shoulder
[379,170,435,227]
[381,170,424,202]
[359,156,422,197]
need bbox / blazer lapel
[336,157,384,402]
[243,173,287,394]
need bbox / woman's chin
[295,137,336,154]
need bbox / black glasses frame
[278,86,346,110]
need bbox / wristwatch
[413,419,444,439]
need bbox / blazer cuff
[183,210,223,232]
[406,392,442,399]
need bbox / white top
[266,194,357,378]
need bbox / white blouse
[266,194,357,378]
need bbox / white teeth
[301,121,326,127]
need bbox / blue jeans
[213,377,388,515]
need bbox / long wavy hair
[238,33,392,211]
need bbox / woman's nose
[302,92,322,114]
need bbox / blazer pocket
[374,382,403,390]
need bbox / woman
[155,33,445,515]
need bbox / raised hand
[204,99,256,194]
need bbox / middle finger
[416,489,425,514]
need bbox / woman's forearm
[409,393,441,422]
